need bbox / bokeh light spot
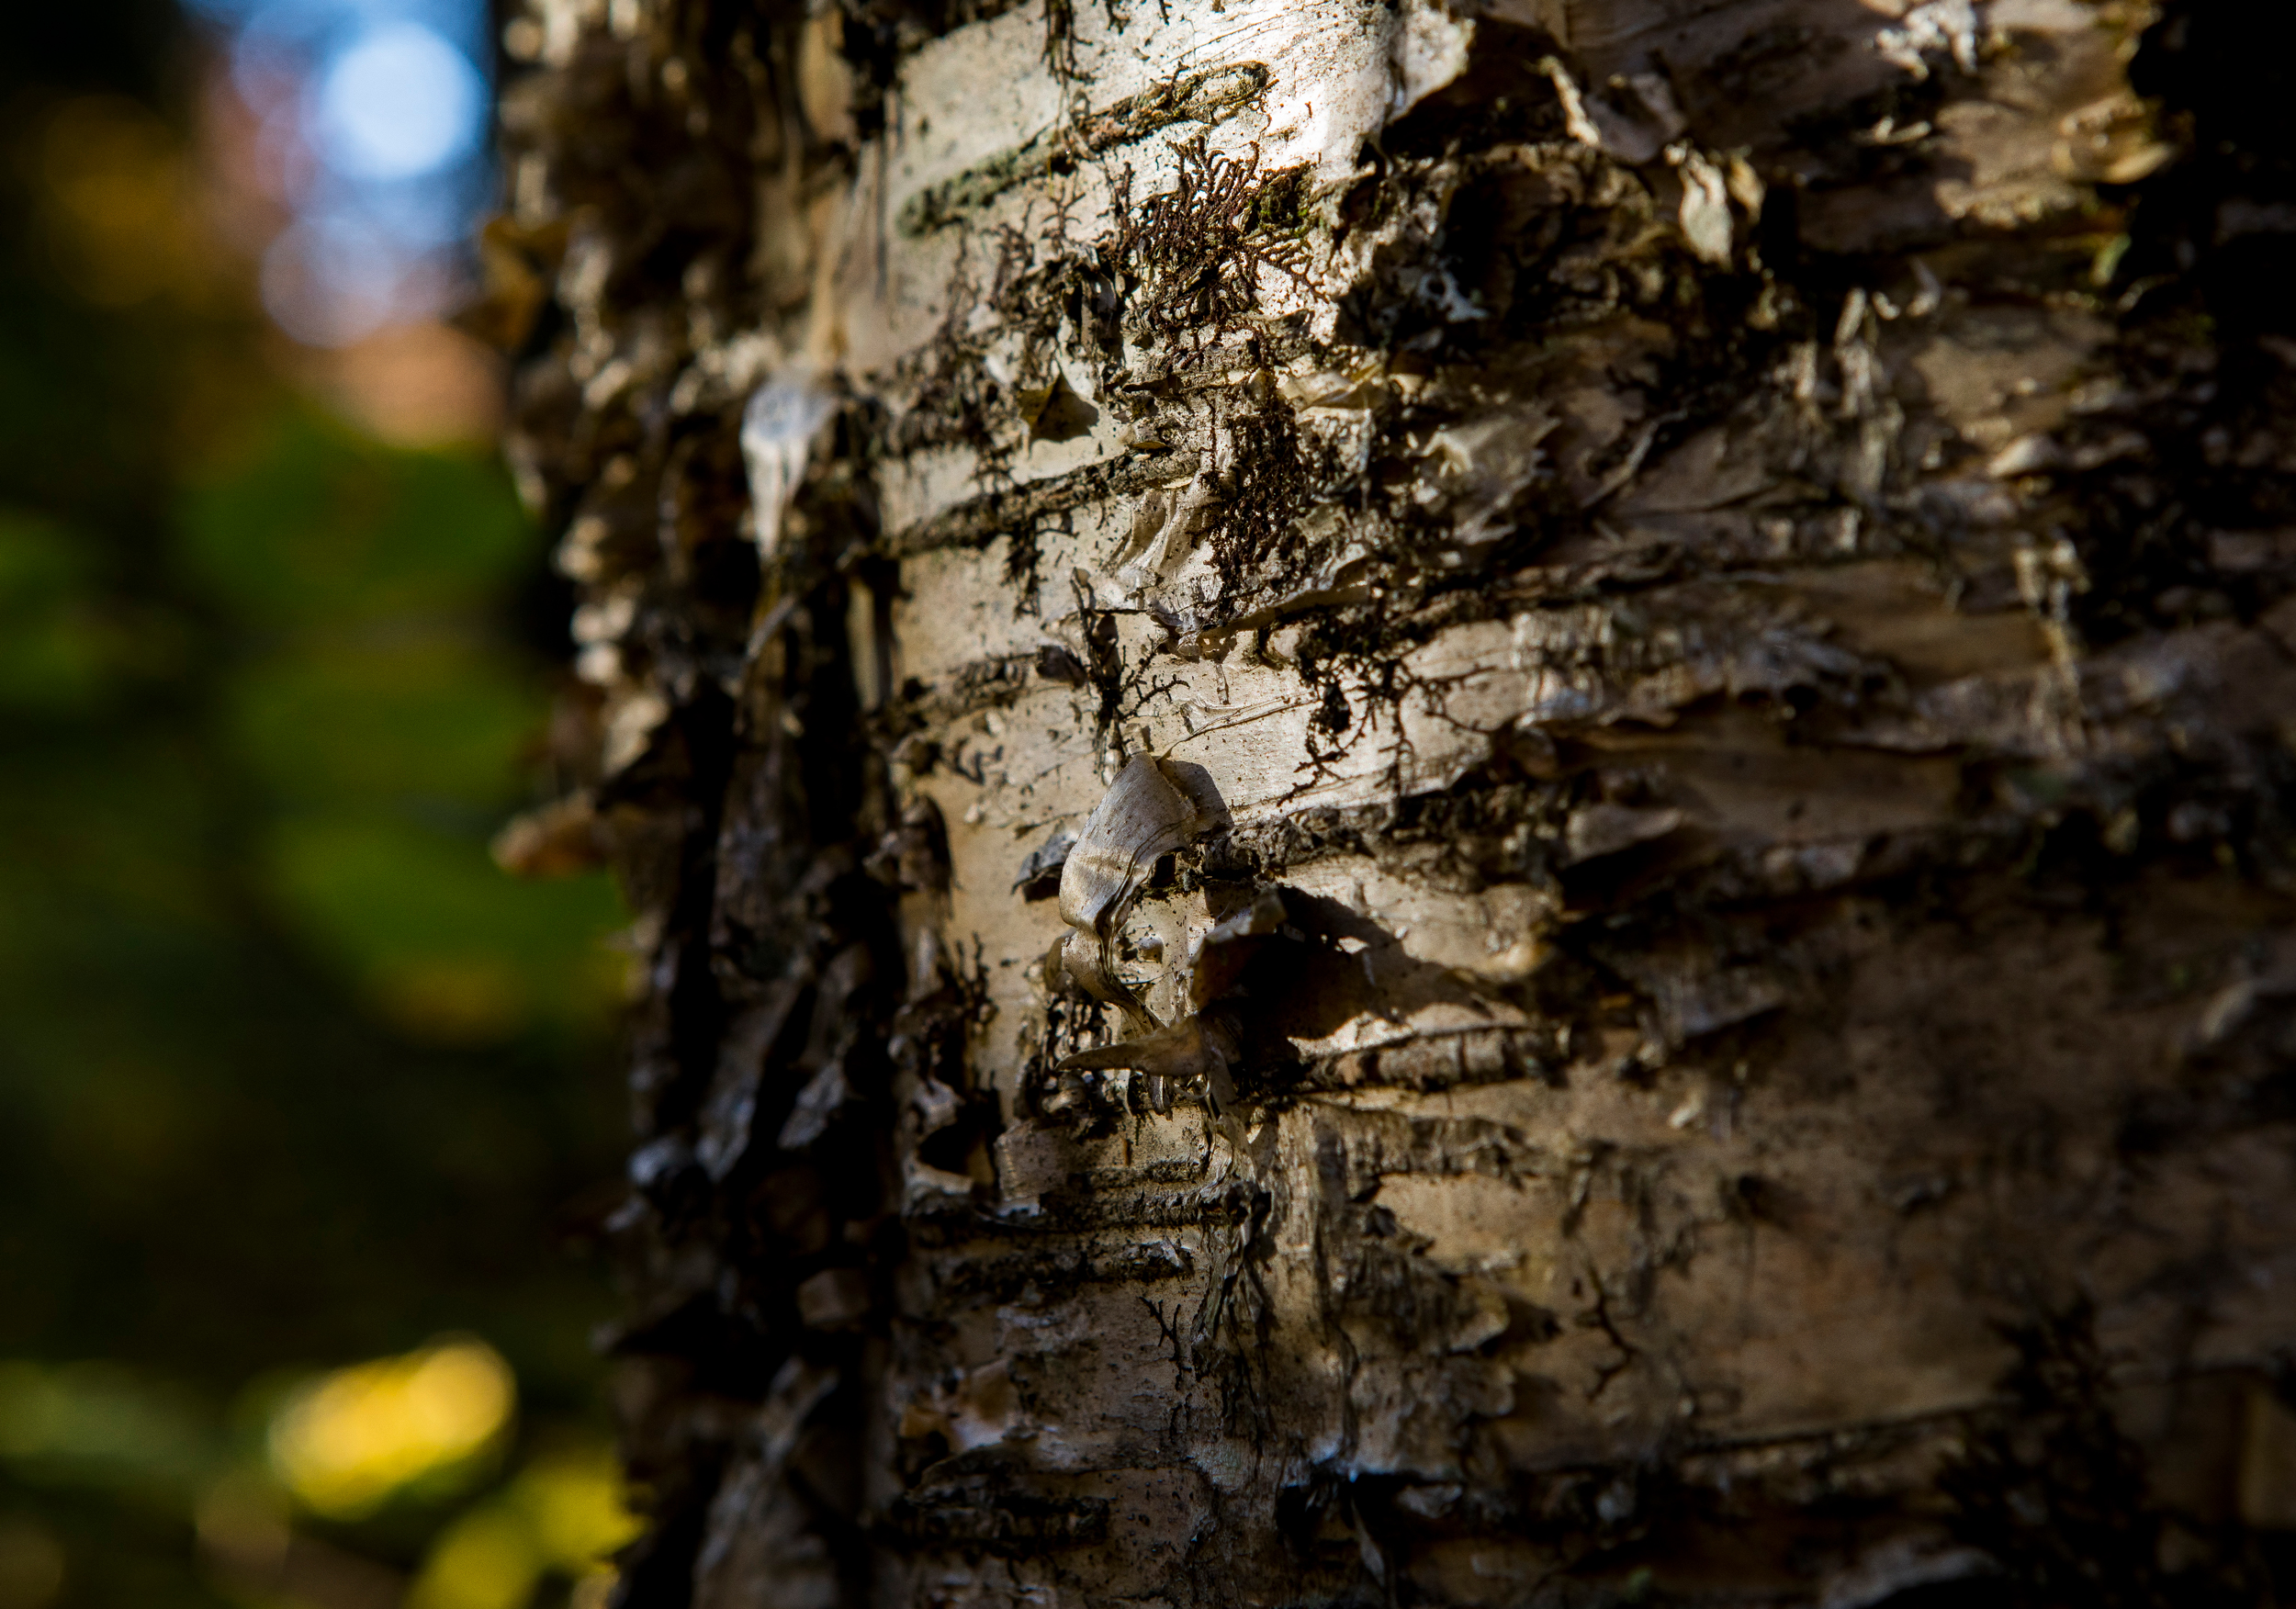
[311,23,483,182]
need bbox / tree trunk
[491,0,2296,1602]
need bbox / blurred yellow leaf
[267,1339,514,1518]
[407,1505,542,1609]
[507,1447,641,1571]
[401,1444,636,1609]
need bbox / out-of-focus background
[0,1,638,1605]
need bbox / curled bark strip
[1054,754,1227,1021]
[1055,1008,1242,1116]
[740,362,837,563]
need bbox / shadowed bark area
[486,0,2296,1602]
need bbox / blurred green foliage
[183,415,623,1042]
[0,9,634,1609]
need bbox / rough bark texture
[490,0,2296,1603]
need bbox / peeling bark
[491,0,2296,1602]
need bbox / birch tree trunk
[490,0,2296,1602]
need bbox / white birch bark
[493,0,2296,1601]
